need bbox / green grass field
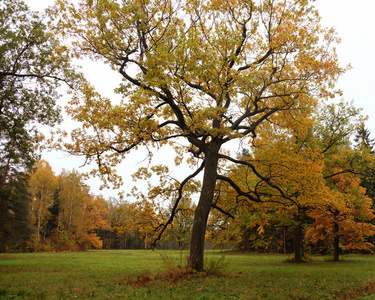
[1,250,375,299]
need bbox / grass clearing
[1,250,375,299]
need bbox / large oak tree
[55,0,345,270]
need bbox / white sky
[315,0,375,132]
[23,0,375,198]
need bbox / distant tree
[166,198,195,250]
[107,198,146,249]
[83,195,111,249]
[44,186,61,239]
[58,170,89,235]
[113,197,166,249]
[0,170,31,252]
[307,170,375,261]
[0,0,82,187]
[28,160,58,250]
[57,170,110,250]
[353,125,375,202]
[312,101,365,155]
[355,124,375,153]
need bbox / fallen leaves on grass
[125,267,227,289]
[337,280,375,299]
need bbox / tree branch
[151,161,205,247]
[216,174,261,203]
[218,154,289,200]
[211,203,235,219]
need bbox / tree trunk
[36,216,41,247]
[283,227,287,255]
[333,221,340,262]
[188,145,220,271]
[294,223,303,262]
[1,157,11,190]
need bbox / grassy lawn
[1,250,375,299]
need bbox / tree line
[0,159,196,252]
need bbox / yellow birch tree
[28,160,57,250]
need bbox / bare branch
[151,161,205,247]
[211,203,235,219]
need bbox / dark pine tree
[0,170,32,252]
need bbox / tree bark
[283,227,287,255]
[294,223,303,262]
[188,145,220,271]
[333,221,340,262]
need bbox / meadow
[1,250,375,299]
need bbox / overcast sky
[315,0,375,131]
[24,0,375,198]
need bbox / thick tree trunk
[188,145,219,271]
[333,221,340,262]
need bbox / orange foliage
[306,169,375,253]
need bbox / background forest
[2,0,375,267]
[0,158,196,252]
[2,114,375,260]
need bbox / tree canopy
[207,101,375,261]
[54,0,346,270]
[0,0,81,186]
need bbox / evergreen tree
[355,124,375,153]
[354,124,375,200]
[0,170,31,252]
